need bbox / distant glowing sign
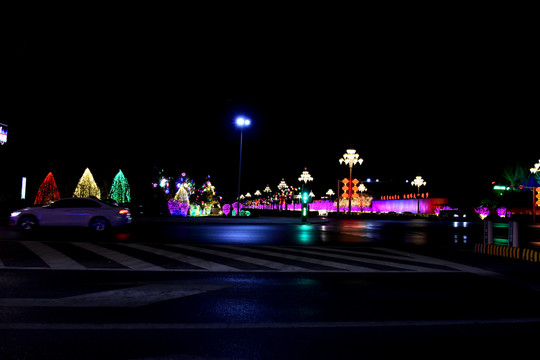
[0,123,7,145]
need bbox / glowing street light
[235,116,251,216]
[531,160,540,175]
[339,148,363,215]
[411,175,427,214]
[298,168,314,184]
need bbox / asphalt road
[1,218,540,359]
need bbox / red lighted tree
[34,172,61,205]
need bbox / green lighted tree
[34,172,61,205]
[73,168,101,199]
[108,169,131,204]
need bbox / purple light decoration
[223,204,231,216]
[168,199,189,217]
[242,198,448,215]
[474,206,490,219]
[372,199,447,214]
[231,202,242,215]
[496,207,511,218]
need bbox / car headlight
[11,211,22,217]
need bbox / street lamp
[298,168,314,184]
[531,160,540,175]
[235,116,251,216]
[529,159,540,222]
[339,148,363,215]
[411,175,427,214]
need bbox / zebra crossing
[0,240,464,273]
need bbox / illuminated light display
[168,200,190,217]
[372,198,447,214]
[243,197,447,215]
[73,168,101,199]
[497,208,511,218]
[381,193,428,200]
[34,172,61,205]
[0,123,7,145]
[168,181,190,216]
[231,202,243,216]
[108,170,131,204]
[223,204,231,216]
[474,206,490,220]
[341,178,349,199]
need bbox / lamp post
[339,148,363,215]
[235,117,251,216]
[529,160,540,222]
[411,175,427,214]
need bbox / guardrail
[475,244,540,263]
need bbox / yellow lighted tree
[73,168,101,199]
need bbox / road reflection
[0,218,488,247]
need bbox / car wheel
[18,215,38,231]
[89,217,110,232]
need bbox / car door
[64,199,102,226]
[40,199,78,226]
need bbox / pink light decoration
[496,207,511,218]
[231,202,243,215]
[372,199,448,214]
[222,204,231,216]
[168,199,190,217]
[242,199,447,215]
[474,206,490,219]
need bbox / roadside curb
[474,244,540,263]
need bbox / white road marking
[260,246,448,272]
[170,244,307,271]
[21,241,85,270]
[217,245,378,272]
[124,243,238,271]
[73,243,163,271]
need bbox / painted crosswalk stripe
[21,241,86,270]
[0,241,473,273]
[284,246,454,272]
[215,245,378,272]
[73,243,164,271]
[123,244,238,272]
[169,244,307,271]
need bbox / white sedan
[10,198,132,232]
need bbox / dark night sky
[3,13,538,208]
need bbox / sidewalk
[133,215,329,225]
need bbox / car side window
[49,199,101,208]
[49,200,75,208]
[75,199,101,208]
